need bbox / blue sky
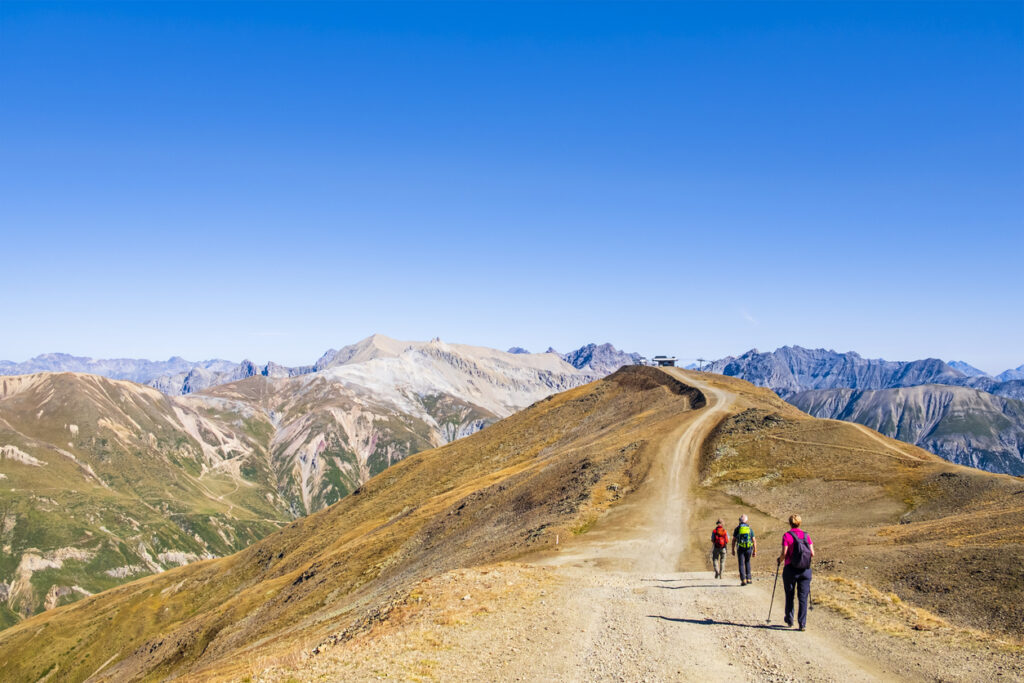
[1,2,1021,373]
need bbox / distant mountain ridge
[998,364,1024,382]
[702,346,966,398]
[560,343,645,375]
[790,384,1024,476]
[0,338,642,396]
[948,361,989,378]
[701,345,1024,475]
[703,346,1023,399]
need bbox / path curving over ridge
[493,369,907,681]
[538,368,733,573]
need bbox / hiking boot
[799,626,806,631]
[785,618,793,627]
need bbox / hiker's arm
[809,541,814,557]
[752,538,757,556]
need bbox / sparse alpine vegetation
[0,336,605,630]
[1,368,1020,681]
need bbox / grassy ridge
[0,367,701,681]
[696,373,1024,639]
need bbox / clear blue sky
[1,2,1021,373]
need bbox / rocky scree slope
[197,337,599,516]
[0,367,705,682]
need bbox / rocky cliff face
[790,385,1024,475]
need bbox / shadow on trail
[651,584,724,590]
[649,615,791,631]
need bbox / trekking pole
[766,561,781,623]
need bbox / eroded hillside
[0,367,703,681]
[0,339,599,630]
[0,373,290,629]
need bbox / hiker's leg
[783,566,796,624]
[741,549,753,581]
[797,571,811,628]
[737,550,748,582]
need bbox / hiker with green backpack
[731,515,757,585]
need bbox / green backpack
[736,524,754,549]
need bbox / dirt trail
[506,369,895,681]
[539,369,732,574]
[270,369,1013,682]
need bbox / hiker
[710,519,729,579]
[732,514,757,585]
[777,514,814,631]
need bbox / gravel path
[263,371,1021,682]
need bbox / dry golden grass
[699,388,1024,640]
[0,368,702,682]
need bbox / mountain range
[1,367,1019,681]
[0,335,639,628]
[698,346,1024,474]
[0,339,642,396]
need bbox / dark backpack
[787,530,812,570]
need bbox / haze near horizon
[1,2,1021,373]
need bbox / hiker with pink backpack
[777,514,814,630]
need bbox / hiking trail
[262,369,1017,682]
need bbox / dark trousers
[737,548,753,581]
[783,565,812,628]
